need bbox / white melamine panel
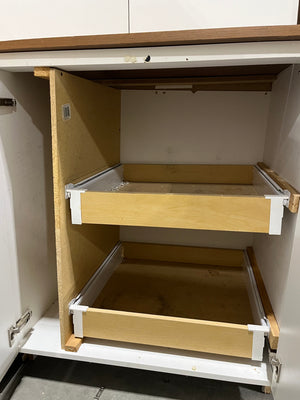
[253,65,300,395]
[121,91,270,164]
[0,72,57,379]
[2,42,300,72]
[253,66,300,321]
[129,0,298,33]
[120,227,254,249]
[21,302,271,386]
[0,0,128,41]
[0,106,21,381]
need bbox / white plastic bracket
[248,324,269,361]
[66,188,87,224]
[264,195,287,235]
[282,189,291,207]
[69,304,89,338]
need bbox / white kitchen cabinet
[129,0,299,33]
[1,40,300,400]
[0,0,128,41]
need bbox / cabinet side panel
[255,65,300,398]
[50,69,120,347]
[254,66,300,321]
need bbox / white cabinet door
[0,0,128,41]
[0,113,22,380]
[0,71,57,380]
[129,0,299,33]
[273,219,300,399]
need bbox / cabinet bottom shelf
[21,302,271,387]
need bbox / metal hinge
[269,352,282,383]
[8,309,32,347]
[0,98,16,107]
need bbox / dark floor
[8,356,273,400]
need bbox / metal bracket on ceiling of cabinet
[0,98,16,107]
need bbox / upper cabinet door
[129,0,299,33]
[0,0,128,41]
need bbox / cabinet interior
[14,62,300,354]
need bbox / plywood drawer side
[83,309,253,359]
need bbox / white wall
[121,89,270,247]
[130,0,299,33]
[0,0,128,41]
[121,90,270,164]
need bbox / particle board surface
[49,69,120,348]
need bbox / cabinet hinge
[8,309,32,347]
[269,352,282,384]
[0,98,16,107]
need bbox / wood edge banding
[2,25,300,53]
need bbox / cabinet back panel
[121,90,269,248]
[121,90,270,164]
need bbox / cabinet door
[129,0,298,33]
[0,72,57,380]
[273,224,300,399]
[0,0,128,41]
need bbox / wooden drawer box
[69,242,279,361]
[66,163,297,235]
